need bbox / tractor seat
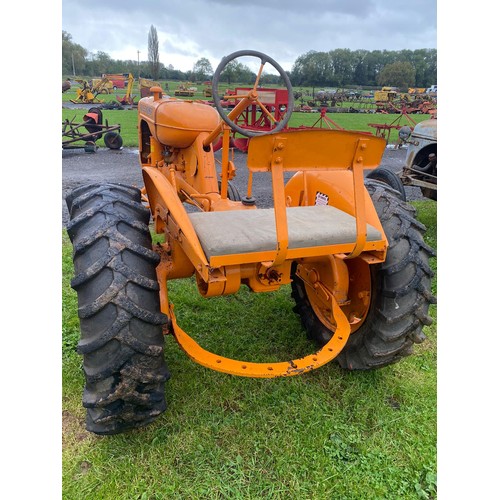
[188,205,381,259]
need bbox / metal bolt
[309,269,319,283]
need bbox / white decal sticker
[315,191,329,206]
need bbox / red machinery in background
[213,87,346,153]
[214,87,290,152]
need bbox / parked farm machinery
[174,83,197,97]
[398,118,437,200]
[116,73,137,105]
[91,77,114,94]
[70,77,112,104]
[365,117,437,202]
[213,87,347,153]
[203,81,213,97]
[62,107,123,152]
[367,94,437,149]
[139,77,161,98]
[65,50,435,435]
[368,109,417,143]
[374,94,437,115]
[212,86,291,152]
[62,79,71,93]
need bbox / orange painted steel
[169,288,351,378]
[246,129,386,172]
[294,256,372,335]
[138,60,389,378]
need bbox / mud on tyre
[66,183,169,434]
[292,178,436,370]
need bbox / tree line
[291,48,436,89]
[62,30,436,89]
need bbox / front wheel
[366,167,406,201]
[104,131,123,150]
[66,183,170,434]
[291,179,436,369]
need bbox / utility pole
[137,50,140,78]
[71,52,76,76]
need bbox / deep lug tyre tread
[66,183,169,434]
[292,179,436,370]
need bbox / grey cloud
[63,0,436,71]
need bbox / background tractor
[139,77,161,97]
[398,118,437,200]
[116,73,136,105]
[65,50,436,435]
[70,77,112,104]
[369,117,437,201]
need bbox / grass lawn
[62,80,432,149]
[62,199,437,499]
[61,106,431,150]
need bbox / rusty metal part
[70,78,108,104]
[62,115,121,150]
[116,73,136,105]
[368,109,417,143]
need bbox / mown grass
[62,78,431,149]
[61,106,431,150]
[62,108,139,148]
[62,199,437,499]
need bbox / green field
[61,106,431,149]
[62,81,432,148]
[62,200,437,499]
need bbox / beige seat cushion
[188,205,381,259]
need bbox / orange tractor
[66,51,436,435]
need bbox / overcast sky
[62,0,437,73]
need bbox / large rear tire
[366,167,406,201]
[66,183,169,434]
[291,179,436,370]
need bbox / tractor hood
[139,94,221,148]
[411,118,437,142]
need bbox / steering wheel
[212,50,294,137]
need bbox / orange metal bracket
[143,166,211,281]
[169,290,351,378]
[219,126,231,200]
[202,95,254,148]
[345,138,369,259]
[268,137,289,267]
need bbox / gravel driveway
[62,144,421,227]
